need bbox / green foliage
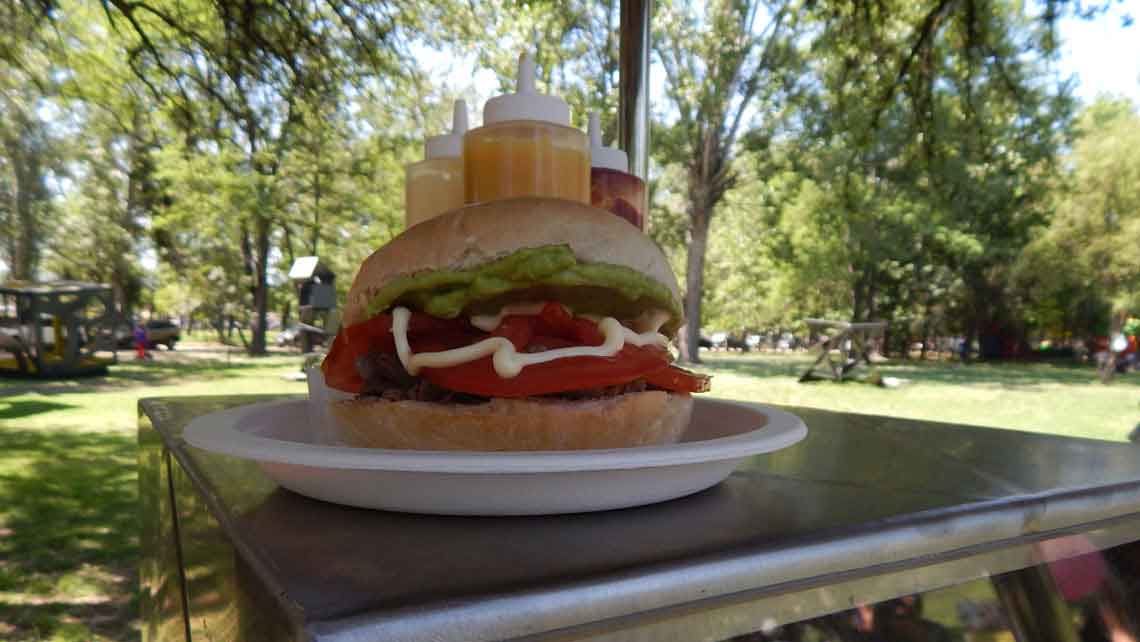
[1,0,437,353]
[1010,96,1140,339]
[0,0,1133,357]
[1047,97,1140,313]
[724,0,1077,350]
[429,0,621,134]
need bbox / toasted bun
[328,391,693,451]
[342,198,681,327]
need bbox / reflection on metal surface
[171,455,298,641]
[522,518,1140,642]
[142,397,302,642]
[1045,540,1140,642]
[619,0,650,179]
[992,565,1079,642]
[714,545,1140,642]
[142,396,1140,642]
[716,579,1014,642]
[138,407,188,642]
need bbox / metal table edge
[141,396,1140,642]
[140,398,312,641]
[307,485,1140,641]
[506,510,1140,642]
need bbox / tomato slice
[321,330,363,393]
[420,344,671,397]
[345,311,472,354]
[536,302,604,345]
[325,304,707,397]
[643,364,710,394]
[490,315,536,350]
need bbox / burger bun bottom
[328,391,693,451]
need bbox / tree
[92,0,416,353]
[793,0,1073,354]
[0,89,55,281]
[1037,97,1140,328]
[28,2,164,315]
[0,6,60,281]
[650,0,804,362]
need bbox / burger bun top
[342,198,682,327]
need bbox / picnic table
[141,395,1140,641]
[799,318,887,383]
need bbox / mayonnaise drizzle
[391,306,670,379]
[469,303,550,332]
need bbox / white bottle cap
[483,54,571,126]
[588,112,629,172]
[424,100,468,159]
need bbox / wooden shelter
[0,281,118,377]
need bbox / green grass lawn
[700,352,1140,442]
[0,346,1137,640]
[0,345,306,641]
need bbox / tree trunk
[118,106,150,316]
[3,108,46,281]
[919,300,933,360]
[249,211,271,355]
[965,321,978,363]
[681,207,711,364]
[851,277,865,323]
[866,272,878,321]
[215,315,228,344]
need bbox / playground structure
[798,318,888,383]
[0,281,119,378]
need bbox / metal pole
[619,0,651,180]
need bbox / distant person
[133,323,149,360]
[957,338,971,363]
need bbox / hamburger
[320,197,709,451]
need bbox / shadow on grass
[699,353,1140,388]
[0,353,296,398]
[0,427,138,641]
[0,400,78,419]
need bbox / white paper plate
[183,398,806,515]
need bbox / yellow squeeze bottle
[464,54,590,205]
[405,100,468,228]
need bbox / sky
[1056,2,1140,104]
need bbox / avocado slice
[364,245,682,334]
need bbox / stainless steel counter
[139,395,1140,641]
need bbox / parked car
[116,319,181,350]
[702,332,752,351]
[145,319,181,349]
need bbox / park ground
[0,343,1137,640]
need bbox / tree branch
[870,0,957,131]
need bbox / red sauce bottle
[588,113,646,230]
